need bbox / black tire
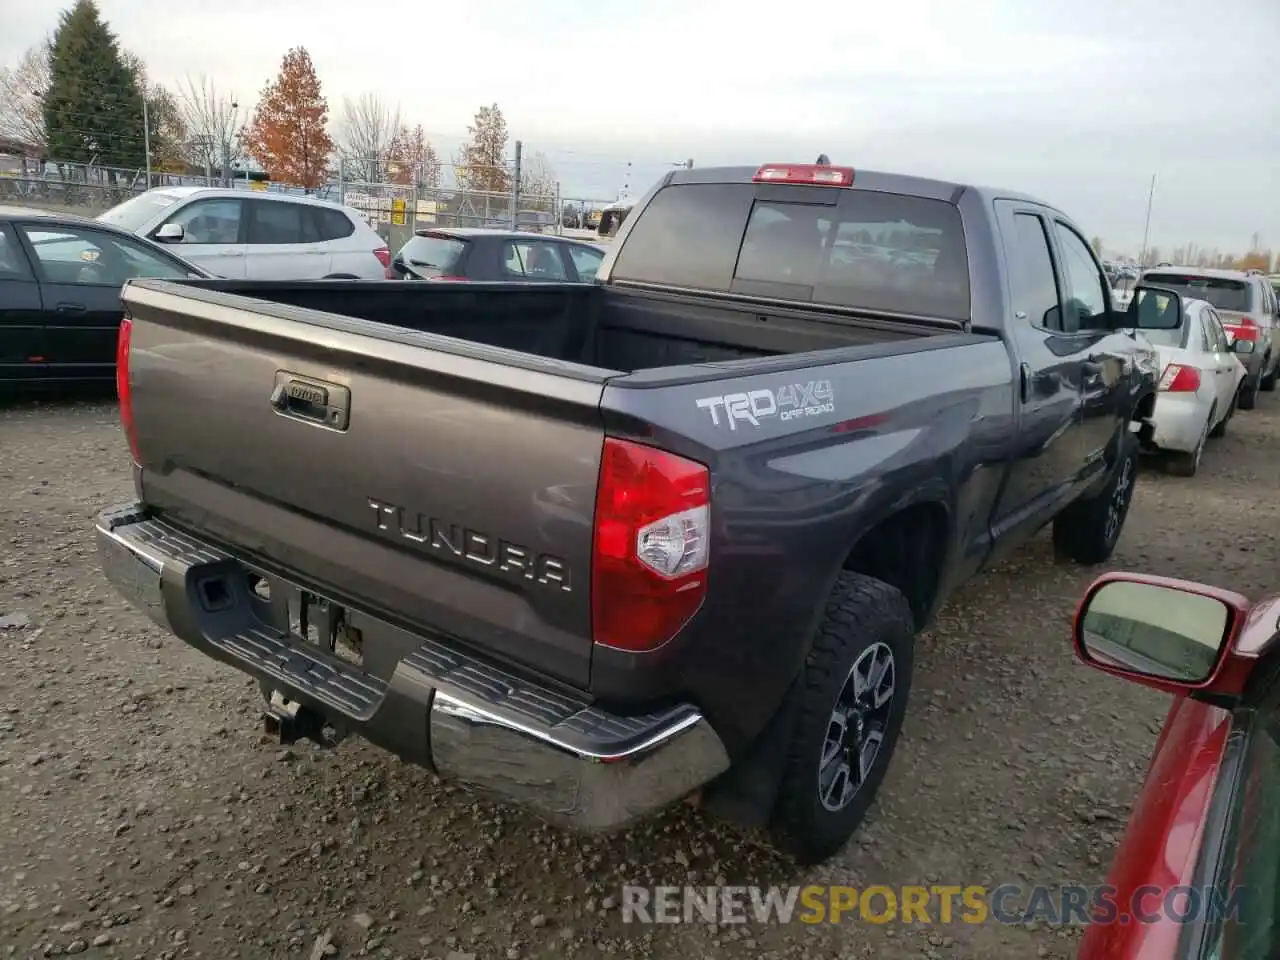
[1052,430,1139,565]
[1239,376,1259,410]
[1261,359,1277,392]
[1164,406,1213,478]
[768,572,915,866]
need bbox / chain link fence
[0,147,564,240]
[0,157,312,216]
[333,153,562,251]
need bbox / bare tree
[519,151,558,209]
[0,40,52,151]
[175,74,245,183]
[335,92,400,183]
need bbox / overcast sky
[4,0,1278,255]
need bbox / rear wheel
[768,573,914,865]
[1209,389,1236,438]
[1052,431,1139,564]
[1239,374,1259,410]
[1165,405,1213,477]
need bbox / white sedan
[1142,295,1252,476]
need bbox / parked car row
[1136,266,1279,476]
[0,204,212,383]
[0,190,609,384]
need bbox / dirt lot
[1,391,1277,960]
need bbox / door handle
[218,250,244,256]
[55,302,86,314]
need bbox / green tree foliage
[42,0,145,169]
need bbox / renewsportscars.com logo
[619,884,1250,927]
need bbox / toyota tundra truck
[95,161,1163,864]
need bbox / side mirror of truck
[1073,572,1268,705]
[1126,285,1184,330]
[154,223,185,243]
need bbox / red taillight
[372,247,391,268]
[753,163,854,187]
[592,438,710,653]
[1158,363,1201,392]
[1224,318,1258,341]
[116,318,140,463]
[383,264,397,279]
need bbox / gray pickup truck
[96,161,1166,864]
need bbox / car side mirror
[1074,573,1256,704]
[155,223,184,243]
[1129,285,1183,330]
[1232,338,1256,354]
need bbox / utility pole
[142,95,152,187]
[1139,174,1156,267]
[511,140,523,230]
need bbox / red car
[1073,571,1280,959]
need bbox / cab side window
[1052,222,1110,333]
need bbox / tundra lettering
[366,497,571,591]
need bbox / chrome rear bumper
[96,503,729,830]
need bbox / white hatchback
[97,187,389,280]
[1140,294,1251,476]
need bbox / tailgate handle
[270,373,351,432]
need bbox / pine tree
[42,0,145,169]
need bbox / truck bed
[176,278,959,373]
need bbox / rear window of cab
[610,182,970,321]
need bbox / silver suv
[1140,267,1279,409]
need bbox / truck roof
[664,164,1057,212]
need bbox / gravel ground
[1,390,1277,960]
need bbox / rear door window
[566,244,604,281]
[311,207,355,241]
[1006,212,1062,331]
[246,201,309,244]
[1143,273,1254,313]
[612,182,970,320]
[503,241,568,280]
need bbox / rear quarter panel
[593,335,1016,749]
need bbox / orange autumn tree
[387,123,440,189]
[242,47,333,189]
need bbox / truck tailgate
[121,280,609,687]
